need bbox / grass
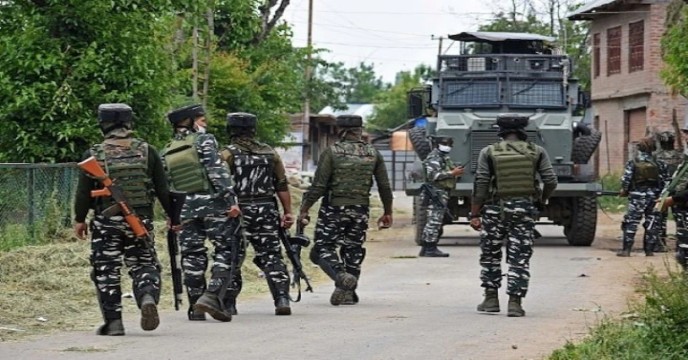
[549,262,688,359]
[597,173,627,213]
[0,185,387,341]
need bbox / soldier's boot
[476,288,500,313]
[419,243,449,257]
[140,294,160,331]
[187,294,206,321]
[223,296,238,316]
[341,290,359,305]
[194,271,232,322]
[654,238,669,253]
[267,278,292,316]
[331,272,358,306]
[96,319,125,336]
[616,240,633,257]
[507,295,526,317]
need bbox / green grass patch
[550,262,688,359]
[597,173,627,213]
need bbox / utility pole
[431,35,443,71]
[302,0,313,171]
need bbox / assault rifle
[419,183,453,218]
[167,191,186,311]
[278,220,313,302]
[78,156,160,268]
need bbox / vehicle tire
[413,195,427,246]
[571,130,602,164]
[408,126,432,161]
[565,196,597,246]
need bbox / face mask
[438,144,452,153]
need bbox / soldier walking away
[73,103,172,335]
[617,137,669,257]
[220,112,295,316]
[470,114,557,317]
[419,135,464,257]
[298,115,393,306]
[161,104,242,322]
[653,130,683,252]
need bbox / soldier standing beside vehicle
[74,103,172,335]
[161,104,242,322]
[298,115,393,306]
[617,137,669,257]
[470,114,557,317]
[220,112,294,316]
[653,130,683,252]
[419,135,464,257]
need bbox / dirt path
[0,195,668,360]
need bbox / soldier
[419,135,464,257]
[617,137,669,257]
[161,104,242,322]
[653,130,683,252]
[220,112,294,316]
[73,103,172,335]
[470,114,557,317]
[298,115,393,306]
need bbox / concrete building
[569,0,687,174]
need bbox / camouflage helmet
[226,112,257,128]
[98,103,133,134]
[336,115,363,128]
[167,104,205,127]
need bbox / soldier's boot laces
[275,296,292,316]
[331,272,358,306]
[140,294,160,331]
[194,293,232,322]
[341,290,359,305]
[419,244,449,257]
[507,295,526,317]
[476,288,500,313]
[96,319,125,336]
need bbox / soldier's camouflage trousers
[674,209,688,270]
[621,191,658,252]
[89,214,160,320]
[310,204,369,280]
[421,188,449,245]
[479,200,536,297]
[239,201,289,300]
[179,214,244,301]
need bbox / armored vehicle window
[441,79,499,108]
[508,80,565,108]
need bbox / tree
[661,1,688,97]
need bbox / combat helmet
[98,103,133,134]
[336,115,363,128]
[167,104,205,128]
[226,112,257,128]
[495,113,529,140]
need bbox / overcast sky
[284,0,499,83]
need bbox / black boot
[140,294,160,331]
[341,290,359,305]
[617,241,632,257]
[419,243,449,257]
[331,272,358,306]
[654,238,669,253]
[507,295,525,317]
[96,318,125,336]
[267,278,292,316]
[477,288,500,313]
[187,293,206,321]
[194,293,232,322]
[275,296,291,315]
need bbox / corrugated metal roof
[447,31,556,43]
[567,0,618,20]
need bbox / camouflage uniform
[619,152,669,255]
[74,104,171,334]
[653,134,683,251]
[301,117,393,306]
[221,135,292,314]
[661,156,688,269]
[420,147,457,256]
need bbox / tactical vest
[90,138,152,208]
[422,151,456,190]
[488,140,538,198]
[632,158,659,187]
[654,150,682,175]
[161,133,212,193]
[330,141,377,199]
[225,144,275,199]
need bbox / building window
[593,33,600,78]
[629,21,644,72]
[607,26,621,75]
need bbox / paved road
[1,219,650,360]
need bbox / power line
[294,39,437,49]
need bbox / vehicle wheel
[408,126,432,161]
[413,195,427,246]
[565,196,597,246]
[571,130,602,164]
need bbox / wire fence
[0,163,79,246]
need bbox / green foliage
[598,173,627,213]
[550,265,688,359]
[309,60,387,113]
[662,3,688,97]
[366,65,434,132]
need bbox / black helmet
[496,113,529,130]
[657,131,675,143]
[226,112,257,128]
[433,135,454,147]
[167,104,205,127]
[336,115,363,128]
[98,103,133,134]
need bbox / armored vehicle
[405,31,602,246]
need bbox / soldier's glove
[469,217,482,231]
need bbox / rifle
[78,156,160,268]
[596,190,621,196]
[419,183,453,218]
[167,191,186,311]
[278,220,313,302]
